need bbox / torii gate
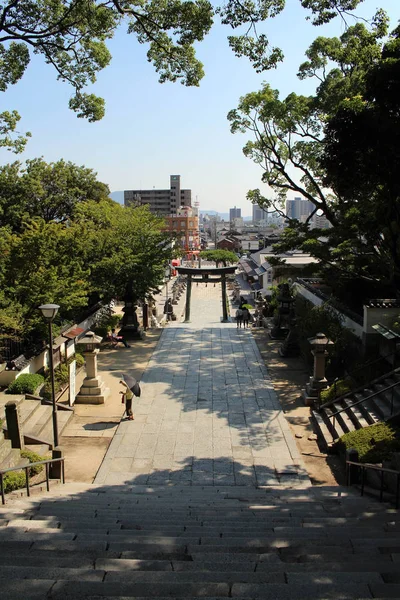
[176,265,237,323]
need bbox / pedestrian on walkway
[236,307,243,328]
[242,306,251,328]
[119,375,141,420]
[164,298,173,321]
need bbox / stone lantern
[303,332,334,406]
[270,283,295,339]
[75,331,110,404]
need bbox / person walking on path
[236,307,243,329]
[119,375,141,420]
[242,306,251,328]
[164,298,173,321]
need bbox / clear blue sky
[1,0,399,215]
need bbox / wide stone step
[0,553,97,568]
[341,398,371,430]
[171,559,394,572]
[230,582,373,598]
[50,580,231,597]
[330,402,355,435]
[16,398,42,426]
[0,566,104,580]
[38,408,73,440]
[102,569,383,584]
[23,404,52,437]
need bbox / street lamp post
[38,303,60,448]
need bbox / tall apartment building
[252,204,269,222]
[311,213,332,229]
[124,175,191,216]
[229,206,241,221]
[286,196,314,222]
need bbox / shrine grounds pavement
[94,283,310,488]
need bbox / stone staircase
[0,435,22,469]
[0,482,399,598]
[312,368,400,450]
[0,394,73,460]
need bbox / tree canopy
[228,8,400,297]
[0,158,110,231]
[0,160,175,346]
[200,249,238,267]
[0,0,368,150]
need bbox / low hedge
[2,449,47,494]
[42,364,69,400]
[338,422,400,464]
[320,378,353,404]
[73,353,85,368]
[41,354,84,400]
[7,374,44,395]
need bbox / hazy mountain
[110,191,124,204]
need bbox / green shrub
[42,364,69,399]
[2,471,27,493]
[2,449,47,493]
[21,450,47,476]
[93,313,121,339]
[74,353,85,368]
[65,353,85,369]
[295,295,362,375]
[320,378,353,404]
[7,374,44,395]
[338,422,400,464]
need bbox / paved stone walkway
[95,283,309,487]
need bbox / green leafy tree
[0,158,110,231]
[73,200,175,303]
[200,249,238,267]
[0,217,91,344]
[321,25,400,291]
[0,111,31,153]
[0,0,368,147]
[228,10,400,294]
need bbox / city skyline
[0,1,398,213]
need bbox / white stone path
[95,283,309,487]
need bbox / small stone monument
[270,283,295,339]
[279,317,300,357]
[75,331,110,404]
[303,332,334,406]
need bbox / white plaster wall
[294,283,364,339]
[0,370,18,385]
[363,306,400,334]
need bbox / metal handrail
[320,364,400,410]
[330,352,397,401]
[0,457,65,505]
[346,459,400,509]
[329,379,400,440]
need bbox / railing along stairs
[313,362,400,451]
[0,456,65,505]
[346,458,400,509]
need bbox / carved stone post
[5,400,24,449]
[221,274,228,322]
[185,274,192,322]
[142,303,149,330]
